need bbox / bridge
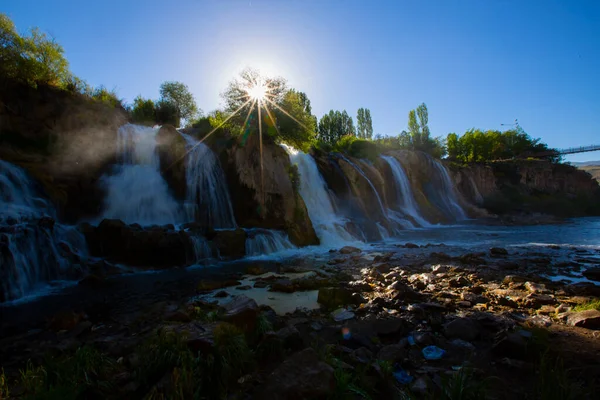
[554,144,600,156]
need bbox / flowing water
[381,155,431,227]
[182,134,236,229]
[0,161,87,302]
[429,157,468,221]
[245,229,296,256]
[101,124,183,226]
[284,146,360,247]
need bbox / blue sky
[4,0,600,161]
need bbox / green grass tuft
[573,298,600,312]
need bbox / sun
[246,81,267,101]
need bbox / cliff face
[0,80,128,222]
[220,133,318,246]
[452,160,600,217]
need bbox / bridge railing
[556,144,600,155]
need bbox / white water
[181,134,236,229]
[338,155,388,218]
[381,155,431,227]
[284,146,359,247]
[190,235,212,261]
[101,124,183,226]
[245,229,296,256]
[0,160,87,302]
[430,158,468,221]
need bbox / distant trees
[0,13,70,87]
[446,127,559,163]
[397,103,445,157]
[159,81,199,126]
[356,108,373,139]
[221,68,317,151]
[317,110,355,144]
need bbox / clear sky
[4,0,600,161]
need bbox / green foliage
[536,353,588,400]
[446,126,559,163]
[0,13,70,87]
[155,100,180,127]
[573,298,600,312]
[318,110,356,144]
[159,81,199,124]
[91,85,123,108]
[432,367,489,400]
[0,368,8,400]
[399,103,446,158]
[131,95,156,123]
[136,329,191,387]
[17,346,114,399]
[334,135,380,161]
[287,164,300,194]
[356,108,373,139]
[276,89,318,151]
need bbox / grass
[536,353,589,400]
[0,369,8,400]
[431,367,490,400]
[572,298,600,312]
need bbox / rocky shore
[1,240,599,399]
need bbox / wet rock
[410,376,431,395]
[374,263,391,273]
[490,247,508,256]
[331,308,355,322]
[503,275,528,284]
[565,282,600,297]
[444,318,481,341]
[317,287,356,308]
[246,265,267,275]
[236,285,252,291]
[78,274,106,288]
[269,279,296,293]
[377,343,407,362]
[352,347,373,364]
[223,295,258,331]
[450,338,476,351]
[257,348,335,400]
[431,252,452,261]
[566,310,600,330]
[214,290,229,298]
[339,246,361,254]
[497,261,520,270]
[253,281,269,288]
[582,267,600,282]
[210,228,247,258]
[404,243,419,249]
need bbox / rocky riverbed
[1,238,599,399]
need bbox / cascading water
[190,235,212,261]
[0,160,87,302]
[381,155,431,227]
[245,229,296,256]
[430,158,468,221]
[101,124,183,226]
[181,133,236,229]
[284,146,360,247]
[338,155,388,218]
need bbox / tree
[364,108,373,139]
[159,81,199,125]
[357,108,366,139]
[131,96,155,123]
[446,133,459,160]
[318,109,355,144]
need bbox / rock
[78,274,106,288]
[443,318,481,341]
[352,347,373,364]
[371,318,408,336]
[257,348,335,400]
[374,263,391,273]
[236,285,252,291]
[339,246,361,254]
[246,265,267,275]
[387,281,422,299]
[48,311,86,331]
[565,282,600,296]
[331,308,355,322]
[317,287,356,308]
[222,295,258,331]
[276,325,304,350]
[448,276,470,287]
[270,279,295,293]
[165,322,216,354]
[156,125,188,199]
[525,293,556,308]
[404,243,419,249]
[431,252,452,261]
[450,339,476,351]
[566,310,600,330]
[525,282,549,294]
[492,332,528,359]
[214,290,229,298]
[410,376,430,395]
[490,247,508,256]
[377,344,407,362]
[582,267,600,282]
[461,292,489,304]
[503,275,527,284]
[209,228,247,258]
[164,310,192,322]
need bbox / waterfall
[190,235,212,261]
[0,160,87,302]
[284,146,359,247]
[430,158,467,221]
[245,229,296,256]
[338,155,388,218]
[381,155,431,227]
[181,134,236,229]
[101,124,183,226]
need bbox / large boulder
[582,267,600,282]
[222,295,259,332]
[256,348,335,400]
[221,133,318,247]
[566,310,600,330]
[156,124,187,200]
[207,228,247,258]
[444,317,481,341]
[81,219,193,267]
